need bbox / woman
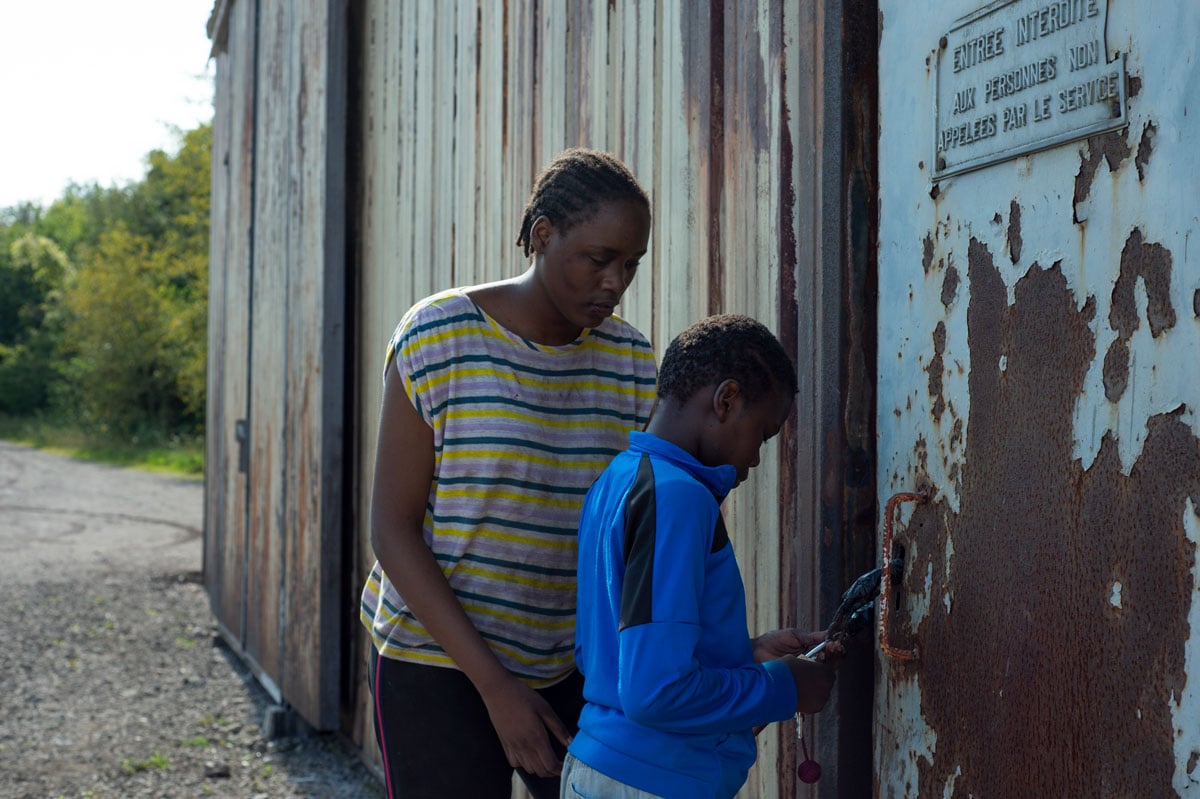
[361,148,657,798]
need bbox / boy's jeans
[560,753,665,799]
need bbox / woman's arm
[369,367,572,777]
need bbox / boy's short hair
[656,314,798,404]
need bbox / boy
[564,314,838,799]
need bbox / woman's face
[531,200,651,333]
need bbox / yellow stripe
[448,562,575,592]
[399,316,655,362]
[398,323,511,357]
[421,366,647,397]
[445,407,634,433]
[436,486,584,510]
[385,601,575,639]
[440,449,612,471]
[433,525,579,550]
[461,603,575,633]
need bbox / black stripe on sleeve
[619,454,657,631]
[711,513,729,553]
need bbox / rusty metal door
[874,0,1200,796]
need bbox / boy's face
[706,383,794,487]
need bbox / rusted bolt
[915,476,935,500]
[940,35,948,49]
[930,183,941,200]
[937,156,947,171]
[1112,100,1122,118]
[918,160,925,170]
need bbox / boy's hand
[752,628,818,661]
[781,655,837,714]
[753,628,843,665]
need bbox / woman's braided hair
[516,148,650,256]
[656,314,799,405]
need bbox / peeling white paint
[878,0,1200,794]
[943,532,954,615]
[943,764,963,799]
[874,673,937,799]
[1173,498,1200,795]
[1069,137,1200,473]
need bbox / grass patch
[121,750,171,775]
[0,414,203,477]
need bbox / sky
[0,1,217,209]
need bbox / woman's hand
[372,371,571,774]
[479,675,573,778]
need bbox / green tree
[61,225,175,431]
[1,121,211,436]
[135,123,211,425]
[0,234,70,413]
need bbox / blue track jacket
[569,432,798,799]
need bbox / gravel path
[0,441,384,799]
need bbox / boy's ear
[711,379,741,422]
[529,215,554,254]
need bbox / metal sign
[933,0,1127,179]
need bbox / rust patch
[1007,200,1022,264]
[903,238,1200,797]
[707,0,725,315]
[1127,74,1143,98]
[1194,288,1200,319]
[940,264,959,308]
[1102,338,1130,402]
[1073,131,1132,209]
[1190,750,1200,775]
[922,233,935,274]
[914,434,929,475]
[1112,228,1176,339]
[949,417,963,451]
[927,322,946,422]
[1135,121,1157,181]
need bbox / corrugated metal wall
[208,0,879,795]
[875,0,1200,795]
[349,3,871,795]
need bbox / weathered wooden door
[205,0,348,732]
[204,0,256,703]
[874,1,1200,795]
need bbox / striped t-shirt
[360,288,657,686]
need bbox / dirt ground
[0,440,385,799]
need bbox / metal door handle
[879,489,929,661]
